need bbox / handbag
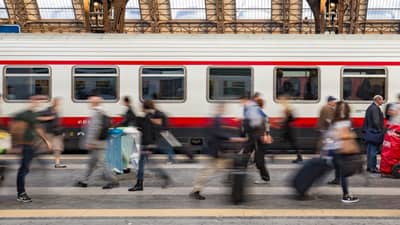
[364,129,384,145]
[260,134,273,144]
[337,127,360,154]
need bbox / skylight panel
[236,0,271,20]
[36,0,75,20]
[0,0,8,19]
[170,0,206,20]
[302,0,314,20]
[126,0,141,20]
[367,0,400,20]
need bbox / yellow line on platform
[0,209,399,218]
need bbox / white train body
[0,34,399,150]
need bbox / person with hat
[317,96,337,133]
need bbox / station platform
[0,154,399,225]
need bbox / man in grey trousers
[76,95,119,189]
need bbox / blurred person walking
[150,103,176,164]
[322,101,360,203]
[387,93,400,125]
[115,96,136,127]
[363,95,385,174]
[240,95,272,184]
[10,95,52,202]
[128,100,171,192]
[317,96,339,184]
[189,104,245,200]
[280,95,302,163]
[76,95,119,189]
[317,96,337,139]
[37,97,66,168]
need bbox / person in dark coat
[128,100,170,192]
[116,96,136,127]
[363,95,384,174]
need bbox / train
[0,34,399,152]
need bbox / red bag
[380,125,400,175]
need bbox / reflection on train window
[4,67,50,101]
[208,67,252,101]
[275,68,319,101]
[342,68,386,101]
[140,67,185,101]
[73,67,118,101]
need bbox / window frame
[71,65,120,103]
[2,65,52,103]
[139,66,187,103]
[206,66,254,103]
[273,66,321,104]
[138,65,187,103]
[340,67,388,104]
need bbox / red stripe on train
[1,60,400,66]
[0,117,366,129]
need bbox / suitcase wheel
[392,163,400,179]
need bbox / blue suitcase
[106,128,124,174]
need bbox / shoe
[128,180,143,192]
[54,164,67,168]
[113,168,123,174]
[189,191,206,200]
[292,157,303,163]
[327,179,340,185]
[123,168,131,174]
[17,192,32,203]
[254,177,269,184]
[102,182,119,189]
[75,181,88,188]
[342,195,359,203]
[367,168,380,174]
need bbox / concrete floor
[0,154,399,225]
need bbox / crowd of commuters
[1,90,399,204]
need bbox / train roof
[0,34,400,61]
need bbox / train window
[342,68,387,101]
[140,67,185,101]
[208,67,252,101]
[275,67,319,101]
[4,66,50,101]
[73,67,119,101]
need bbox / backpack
[98,113,111,140]
[9,119,29,146]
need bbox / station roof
[0,0,399,34]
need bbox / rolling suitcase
[292,158,330,197]
[106,128,124,174]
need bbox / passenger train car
[0,34,398,152]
